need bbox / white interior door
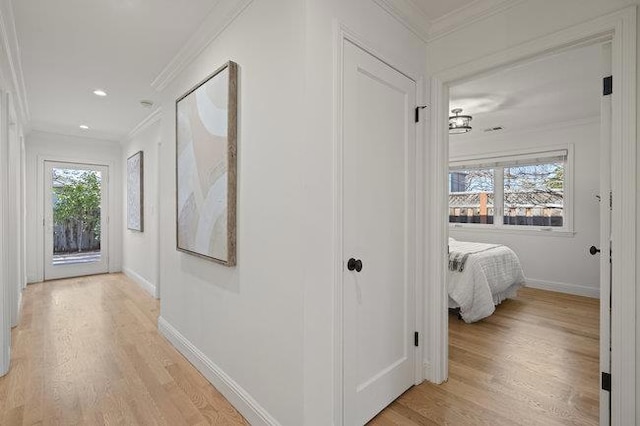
[44,161,109,280]
[598,42,612,425]
[342,40,417,425]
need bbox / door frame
[332,21,427,425]
[426,6,637,424]
[43,160,109,280]
[599,41,613,424]
[0,90,11,375]
[7,96,21,327]
[35,155,114,282]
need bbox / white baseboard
[122,267,158,298]
[422,360,432,381]
[157,317,280,426]
[26,273,41,284]
[0,336,9,377]
[525,278,599,298]
[14,291,23,328]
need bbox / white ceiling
[13,0,218,141]
[450,42,603,139]
[13,0,584,143]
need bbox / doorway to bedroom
[444,41,608,425]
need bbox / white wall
[0,91,21,374]
[426,0,639,75]
[25,131,122,283]
[0,0,30,375]
[154,1,306,424]
[137,1,430,424]
[121,117,161,298]
[449,119,601,297]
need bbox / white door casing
[43,161,109,280]
[0,90,10,375]
[599,42,612,425]
[342,39,417,425]
[7,99,21,327]
[428,7,637,424]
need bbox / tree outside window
[449,152,567,228]
[52,169,102,254]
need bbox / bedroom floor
[370,287,599,425]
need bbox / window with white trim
[449,148,571,231]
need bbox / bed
[448,238,525,323]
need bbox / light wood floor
[370,287,600,426]
[0,276,599,425]
[0,274,248,425]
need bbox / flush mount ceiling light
[79,124,89,130]
[93,89,107,97]
[449,108,472,134]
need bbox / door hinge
[602,372,611,392]
[609,191,613,210]
[415,105,428,123]
[603,76,612,96]
[414,331,419,347]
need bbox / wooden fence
[449,191,563,227]
[53,222,100,254]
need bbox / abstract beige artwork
[176,61,237,265]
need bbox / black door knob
[589,246,601,255]
[347,258,363,272]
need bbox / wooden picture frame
[175,61,237,265]
[127,151,144,232]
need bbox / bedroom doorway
[444,40,610,425]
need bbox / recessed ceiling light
[79,124,89,130]
[93,89,107,97]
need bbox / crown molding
[123,108,163,144]
[372,0,526,45]
[427,0,526,42]
[372,0,431,43]
[0,0,29,125]
[28,126,122,144]
[150,0,253,92]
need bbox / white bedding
[448,238,525,323]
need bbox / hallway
[0,274,247,425]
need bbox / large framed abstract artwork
[176,61,238,265]
[127,151,144,232]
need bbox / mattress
[448,238,525,323]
